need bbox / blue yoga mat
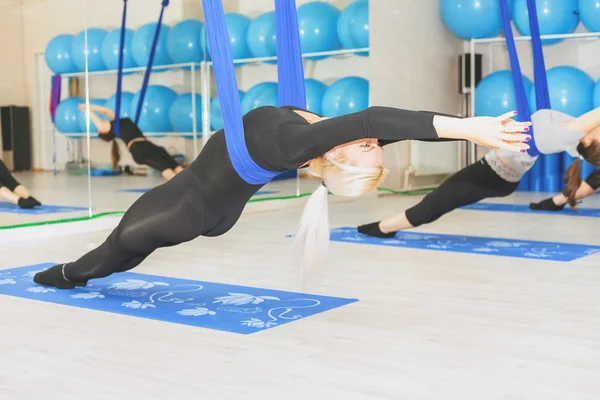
[0,202,88,215]
[0,263,357,335]
[462,202,600,218]
[329,227,600,262]
[119,188,278,196]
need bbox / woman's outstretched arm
[564,107,600,134]
[277,107,530,164]
[78,105,112,134]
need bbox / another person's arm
[564,107,600,133]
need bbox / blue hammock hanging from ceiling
[498,0,564,192]
[201,0,306,184]
[113,0,170,138]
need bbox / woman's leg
[34,170,207,289]
[0,186,20,205]
[358,159,518,237]
[0,159,41,206]
[130,141,181,181]
[531,169,600,210]
[0,159,21,192]
[0,185,39,209]
[13,185,30,198]
[161,169,176,181]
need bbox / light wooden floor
[1,172,599,399]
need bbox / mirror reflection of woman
[79,104,184,180]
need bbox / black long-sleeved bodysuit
[34,106,443,288]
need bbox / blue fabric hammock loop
[202,0,306,185]
[275,0,306,108]
[114,0,169,138]
[113,0,129,138]
[134,0,170,125]
[498,0,547,157]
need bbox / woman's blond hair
[292,152,387,276]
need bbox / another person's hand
[434,111,532,153]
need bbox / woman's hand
[434,111,532,153]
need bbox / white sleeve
[531,109,586,157]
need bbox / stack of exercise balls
[245,0,369,61]
[440,0,583,43]
[46,1,369,74]
[208,76,368,126]
[48,1,370,135]
[475,67,595,118]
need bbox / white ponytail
[292,184,330,278]
[292,153,388,277]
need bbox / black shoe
[17,197,37,209]
[28,196,42,207]
[33,264,88,290]
[529,198,565,212]
[357,222,397,238]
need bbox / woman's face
[336,138,384,168]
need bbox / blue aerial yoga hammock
[113,0,169,138]
[498,0,549,158]
[275,0,306,108]
[201,0,306,185]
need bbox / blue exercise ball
[529,66,594,116]
[169,93,203,132]
[132,23,172,67]
[440,0,514,40]
[130,85,177,132]
[72,28,108,72]
[304,79,327,115]
[337,0,369,56]
[45,34,77,74]
[513,0,579,45]
[321,77,369,117]
[247,11,277,63]
[579,0,600,32]
[241,82,278,115]
[77,98,107,134]
[101,28,136,71]
[210,90,246,131]
[167,19,205,66]
[199,13,251,63]
[297,2,341,60]
[474,70,533,117]
[105,91,135,119]
[55,97,84,133]
[593,79,600,108]
[225,13,252,61]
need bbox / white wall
[369,0,463,190]
[0,0,27,106]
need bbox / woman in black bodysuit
[0,158,41,209]
[79,104,184,180]
[34,106,531,289]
